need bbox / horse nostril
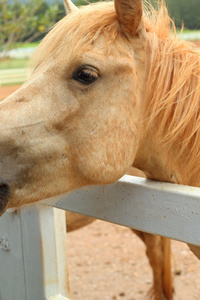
[0,183,10,215]
[0,184,9,194]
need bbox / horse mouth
[0,183,10,216]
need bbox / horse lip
[0,182,10,216]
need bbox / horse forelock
[29,1,172,71]
[29,3,119,72]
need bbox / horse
[0,0,200,298]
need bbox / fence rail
[48,175,200,246]
[0,175,200,300]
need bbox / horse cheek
[72,114,139,185]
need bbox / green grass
[1,82,24,87]
[7,42,40,50]
[0,58,29,70]
[176,29,200,34]
[0,42,38,70]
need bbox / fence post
[0,205,70,300]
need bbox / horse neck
[134,36,200,187]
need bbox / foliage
[166,0,200,29]
[149,0,200,29]
[0,0,65,57]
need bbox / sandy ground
[67,219,200,300]
[0,84,21,101]
[1,84,200,300]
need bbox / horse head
[1,0,200,215]
[0,0,147,214]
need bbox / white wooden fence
[0,175,200,300]
[0,68,27,86]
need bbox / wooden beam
[45,175,200,247]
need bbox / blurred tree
[150,0,200,29]
[167,0,200,29]
[0,0,64,58]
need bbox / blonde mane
[143,10,200,184]
[30,1,200,185]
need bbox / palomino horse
[0,0,200,298]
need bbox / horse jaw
[63,0,78,14]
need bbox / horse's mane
[143,9,200,184]
[30,1,200,184]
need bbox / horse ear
[64,0,78,14]
[114,0,143,35]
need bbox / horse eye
[73,67,99,84]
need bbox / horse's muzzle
[0,183,10,216]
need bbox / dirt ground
[1,84,200,300]
[67,219,200,300]
[0,84,21,101]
